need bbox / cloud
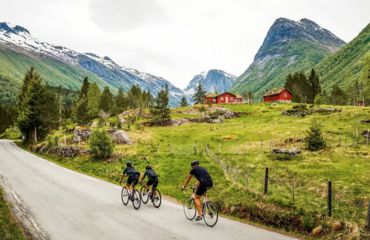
[89,0,168,32]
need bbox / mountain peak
[0,22,30,35]
[255,17,345,60]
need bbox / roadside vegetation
[0,187,26,240]
[3,67,370,239]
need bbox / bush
[89,128,114,158]
[306,119,326,151]
[2,127,22,140]
[46,134,59,147]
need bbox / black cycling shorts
[127,175,139,185]
[147,178,158,189]
[195,180,213,196]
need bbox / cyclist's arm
[182,174,192,189]
[140,173,147,183]
[119,173,127,183]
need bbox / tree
[87,83,101,119]
[330,84,347,105]
[150,87,171,125]
[241,91,254,104]
[115,87,128,113]
[193,84,206,104]
[17,68,59,142]
[0,105,17,134]
[307,69,321,103]
[75,98,90,125]
[100,87,114,113]
[284,72,310,103]
[306,119,325,151]
[79,77,90,100]
[89,128,114,158]
[18,66,41,109]
[180,96,188,107]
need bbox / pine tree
[87,83,101,119]
[100,87,114,113]
[150,87,171,125]
[193,84,206,104]
[115,88,128,113]
[18,66,41,109]
[79,77,90,100]
[307,69,321,104]
[17,69,59,142]
[284,72,310,103]
[330,84,347,105]
[180,96,188,107]
[306,119,325,151]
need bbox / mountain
[232,18,346,96]
[315,22,370,88]
[0,22,186,106]
[184,69,236,97]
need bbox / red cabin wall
[263,90,292,102]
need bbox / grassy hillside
[32,103,370,238]
[232,39,331,97]
[315,23,370,88]
[0,46,116,103]
[0,186,26,240]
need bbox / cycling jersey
[143,169,158,180]
[189,166,212,183]
[123,166,140,177]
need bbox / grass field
[0,186,26,240]
[33,103,370,238]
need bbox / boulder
[111,130,131,144]
[171,118,191,126]
[72,127,91,143]
[311,226,323,237]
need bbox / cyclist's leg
[194,183,207,218]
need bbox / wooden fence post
[338,133,341,147]
[366,201,370,230]
[218,143,221,154]
[367,129,369,147]
[328,181,332,217]
[205,144,209,156]
[64,135,66,146]
[264,167,269,195]
[169,143,173,155]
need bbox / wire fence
[139,131,370,226]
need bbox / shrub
[2,127,22,140]
[306,119,326,151]
[46,134,59,147]
[89,128,114,158]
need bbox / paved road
[0,140,297,240]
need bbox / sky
[0,0,369,89]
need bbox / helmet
[191,160,199,167]
[126,161,132,167]
[146,165,152,170]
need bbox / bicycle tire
[140,186,150,204]
[203,201,218,227]
[121,186,130,206]
[132,189,141,210]
[183,198,196,220]
[152,189,162,208]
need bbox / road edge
[0,172,50,240]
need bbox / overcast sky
[1,0,369,89]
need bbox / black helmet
[191,160,199,167]
[146,165,152,170]
[126,161,132,167]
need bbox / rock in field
[111,130,131,144]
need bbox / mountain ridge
[232,18,346,96]
[0,22,187,106]
[184,69,236,98]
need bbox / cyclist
[119,161,140,191]
[182,160,213,221]
[140,165,159,198]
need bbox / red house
[263,88,293,103]
[205,92,243,104]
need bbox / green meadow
[35,103,370,237]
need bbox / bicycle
[182,186,219,227]
[140,183,162,208]
[121,185,141,210]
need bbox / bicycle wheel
[183,198,196,220]
[203,201,218,227]
[132,189,141,210]
[121,186,129,206]
[140,186,149,204]
[151,189,162,208]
